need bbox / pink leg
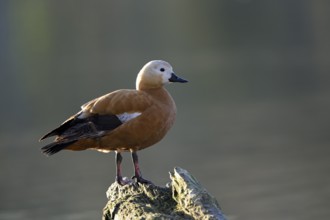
[131,151,153,184]
[115,152,129,185]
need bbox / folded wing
[40,90,152,155]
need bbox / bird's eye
[160,68,165,72]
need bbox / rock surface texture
[103,167,227,220]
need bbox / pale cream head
[136,60,174,90]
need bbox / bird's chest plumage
[98,89,177,151]
[142,102,176,139]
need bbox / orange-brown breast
[66,87,177,152]
[98,87,176,152]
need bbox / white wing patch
[117,112,141,123]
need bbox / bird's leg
[115,152,128,185]
[131,151,153,184]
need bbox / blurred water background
[1,1,330,219]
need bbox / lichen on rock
[103,167,227,220]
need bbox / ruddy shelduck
[40,60,187,185]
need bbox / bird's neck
[140,87,175,107]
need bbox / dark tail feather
[39,117,76,141]
[41,140,77,156]
[39,131,57,141]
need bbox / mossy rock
[103,167,227,220]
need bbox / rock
[103,167,227,220]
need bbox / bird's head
[136,60,188,90]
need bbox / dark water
[1,94,330,220]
